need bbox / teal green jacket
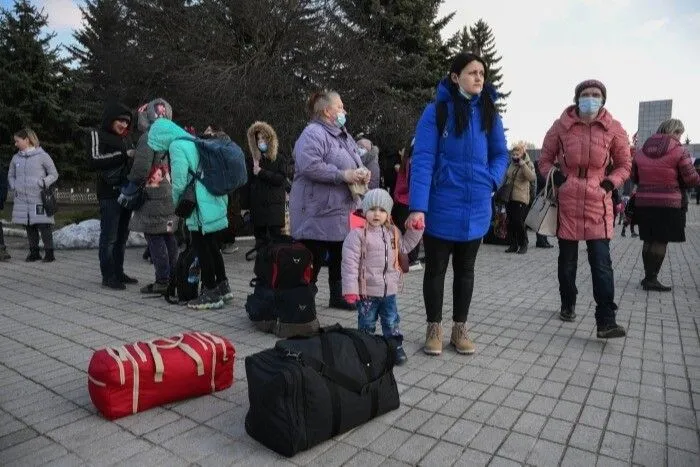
[147,119,228,234]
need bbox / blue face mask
[258,142,268,153]
[578,97,603,115]
[335,112,346,128]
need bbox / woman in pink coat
[539,79,631,339]
[632,119,700,291]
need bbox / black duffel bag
[244,325,400,457]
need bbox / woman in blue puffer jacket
[407,53,509,357]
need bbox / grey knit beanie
[362,188,393,214]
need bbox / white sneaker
[408,262,423,272]
[221,244,239,254]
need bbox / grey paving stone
[636,417,666,444]
[561,446,597,467]
[442,419,482,446]
[392,433,436,464]
[468,426,508,454]
[667,447,699,467]
[367,427,412,457]
[501,390,533,410]
[605,411,637,436]
[5,442,68,467]
[436,396,473,418]
[394,408,432,432]
[667,404,697,428]
[638,400,667,422]
[121,446,190,467]
[487,406,521,430]
[512,411,547,435]
[579,405,609,427]
[308,442,358,467]
[454,448,492,467]
[551,399,582,422]
[0,427,37,450]
[342,449,385,467]
[343,420,389,449]
[527,395,558,416]
[462,401,497,423]
[418,440,463,466]
[599,430,633,462]
[568,424,603,452]
[526,438,566,467]
[632,439,666,466]
[667,424,699,453]
[496,432,537,463]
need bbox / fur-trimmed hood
[138,98,173,133]
[247,121,279,161]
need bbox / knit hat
[574,79,607,105]
[362,188,393,214]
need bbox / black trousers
[26,224,53,250]
[191,230,227,289]
[254,225,283,246]
[506,201,528,248]
[423,234,481,323]
[300,240,343,284]
[391,202,420,262]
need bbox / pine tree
[67,0,134,124]
[0,0,75,143]
[464,19,510,113]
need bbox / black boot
[42,249,55,262]
[25,248,41,262]
[642,277,671,292]
[328,280,355,310]
[505,245,518,253]
[517,244,528,254]
[559,297,576,322]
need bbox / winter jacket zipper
[382,227,388,297]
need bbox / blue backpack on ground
[178,137,248,196]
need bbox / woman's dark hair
[399,138,414,172]
[447,53,497,135]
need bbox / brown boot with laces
[423,322,443,356]
[450,322,475,355]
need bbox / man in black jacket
[88,101,138,290]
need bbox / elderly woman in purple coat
[289,90,370,309]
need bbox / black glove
[600,179,614,193]
[552,170,567,187]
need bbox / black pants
[26,224,53,250]
[506,201,528,248]
[558,239,617,327]
[254,225,282,247]
[391,202,420,263]
[191,230,227,290]
[423,234,481,323]
[0,220,5,246]
[300,240,343,284]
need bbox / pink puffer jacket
[539,106,631,241]
[632,134,700,208]
[342,224,423,297]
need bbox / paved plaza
[1,205,699,466]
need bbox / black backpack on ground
[165,244,200,304]
[245,325,399,457]
[245,285,319,337]
[253,237,313,289]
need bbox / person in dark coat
[127,99,179,294]
[88,101,138,290]
[241,121,288,249]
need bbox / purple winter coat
[289,120,363,242]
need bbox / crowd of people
[2,52,699,361]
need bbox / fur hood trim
[247,121,279,161]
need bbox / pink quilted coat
[539,106,631,241]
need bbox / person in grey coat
[127,99,179,294]
[356,138,381,189]
[8,128,59,262]
[289,90,370,309]
[0,159,10,261]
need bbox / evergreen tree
[68,0,135,124]
[0,0,75,143]
[464,19,510,113]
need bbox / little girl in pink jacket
[341,189,424,365]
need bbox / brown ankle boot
[424,322,443,356]
[450,322,475,355]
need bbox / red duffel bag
[88,332,234,420]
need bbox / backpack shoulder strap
[436,101,448,137]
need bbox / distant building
[636,100,673,147]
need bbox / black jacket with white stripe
[86,102,137,199]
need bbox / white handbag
[525,167,559,237]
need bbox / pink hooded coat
[539,106,631,241]
[342,224,423,297]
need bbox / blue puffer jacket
[409,79,509,241]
